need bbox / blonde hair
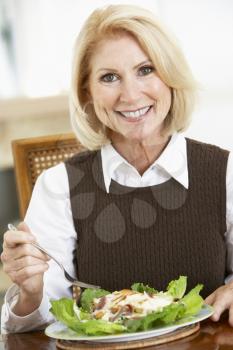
[70,4,198,150]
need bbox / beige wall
[0,95,72,169]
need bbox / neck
[111,134,171,176]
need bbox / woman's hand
[205,282,233,326]
[0,222,50,315]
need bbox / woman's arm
[205,151,233,325]
[1,221,49,316]
[1,163,77,333]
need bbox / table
[1,318,233,350]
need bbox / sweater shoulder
[65,150,98,167]
[186,138,229,158]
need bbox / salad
[50,276,204,336]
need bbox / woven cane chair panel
[28,145,79,186]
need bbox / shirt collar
[101,133,188,193]
[154,133,188,189]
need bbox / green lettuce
[50,298,126,335]
[125,302,186,332]
[50,276,204,336]
[80,288,110,312]
[166,275,187,299]
[131,283,158,294]
[178,284,204,317]
[124,282,204,332]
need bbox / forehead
[89,33,149,71]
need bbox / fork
[8,223,100,290]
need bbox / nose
[119,76,141,104]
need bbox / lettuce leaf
[178,284,204,317]
[50,277,205,335]
[125,302,185,332]
[73,302,92,320]
[50,298,83,334]
[166,276,187,299]
[124,283,204,332]
[75,319,127,335]
[131,283,158,294]
[131,276,187,298]
[50,298,126,335]
[80,288,110,312]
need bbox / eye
[100,73,118,83]
[138,66,155,76]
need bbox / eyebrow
[96,60,152,74]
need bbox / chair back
[12,133,84,218]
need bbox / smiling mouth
[116,105,153,121]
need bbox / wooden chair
[12,132,85,300]
[12,132,85,219]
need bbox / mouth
[116,105,153,122]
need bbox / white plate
[45,304,213,343]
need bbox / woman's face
[88,33,172,145]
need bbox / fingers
[211,299,226,322]
[229,304,233,327]
[205,284,233,324]
[1,222,50,295]
[8,263,49,285]
[1,222,49,262]
[2,243,49,262]
[2,253,50,283]
[3,255,48,273]
[17,221,31,233]
[205,292,220,322]
[3,221,36,249]
[0,222,50,288]
[3,229,36,249]
[205,292,216,305]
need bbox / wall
[157,0,233,150]
[0,95,71,168]
[0,95,72,255]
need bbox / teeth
[120,106,150,118]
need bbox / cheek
[148,76,170,95]
[91,92,117,129]
[92,84,118,108]
[89,80,115,125]
[92,94,113,116]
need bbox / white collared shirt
[2,133,233,333]
[102,133,188,192]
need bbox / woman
[1,4,233,333]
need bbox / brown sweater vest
[65,138,229,297]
